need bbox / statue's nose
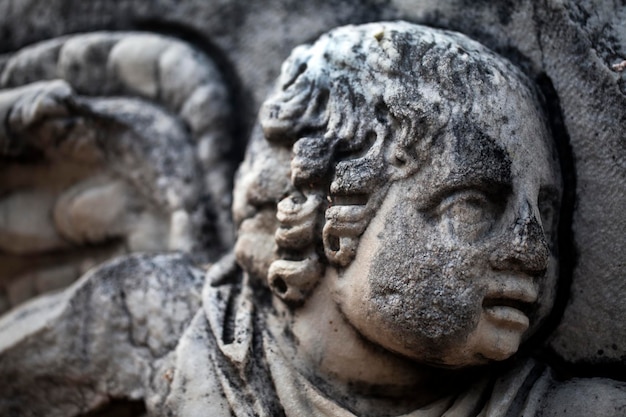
[489,200,550,276]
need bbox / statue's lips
[483,305,530,331]
[482,278,537,330]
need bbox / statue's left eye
[435,189,498,241]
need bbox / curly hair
[233,21,548,305]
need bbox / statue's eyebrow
[419,148,512,211]
[415,131,513,210]
[444,130,513,191]
[443,168,511,193]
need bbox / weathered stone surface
[224,21,626,415]
[0,1,623,415]
[1,0,621,366]
[0,31,235,312]
[0,253,204,416]
[4,20,624,417]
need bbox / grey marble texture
[0,1,624,415]
[0,32,234,312]
[1,19,625,416]
[2,0,621,365]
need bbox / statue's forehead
[410,97,557,194]
[436,120,557,194]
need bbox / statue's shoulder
[0,252,205,416]
[2,251,205,352]
[84,251,207,355]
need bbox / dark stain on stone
[450,122,512,189]
[79,399,147,417]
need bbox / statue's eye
[435,189,499,241]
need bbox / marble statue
[0,32,233,313]
[1,21,625,417]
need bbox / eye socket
[435,189,500,241]
[438,190,489,221]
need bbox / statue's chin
[376,316,527,369]
[460,315,526,365]
[403,337,520,370]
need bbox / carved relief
[1,21,625,417]
[228,21,566,415]
[0,32,233,312]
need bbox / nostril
[489,250,548,276]
[490,213,550,275]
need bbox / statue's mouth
[483,297,532,315]
[481,280,537,331]
[482,301,531,331]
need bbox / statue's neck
[266,274,474,415]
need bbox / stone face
[0,1,623,416]
[227,22,622,415]
[1,0,621,366]
[1,20,618,417]
[0,32,235,313]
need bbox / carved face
[331,96,561,368]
